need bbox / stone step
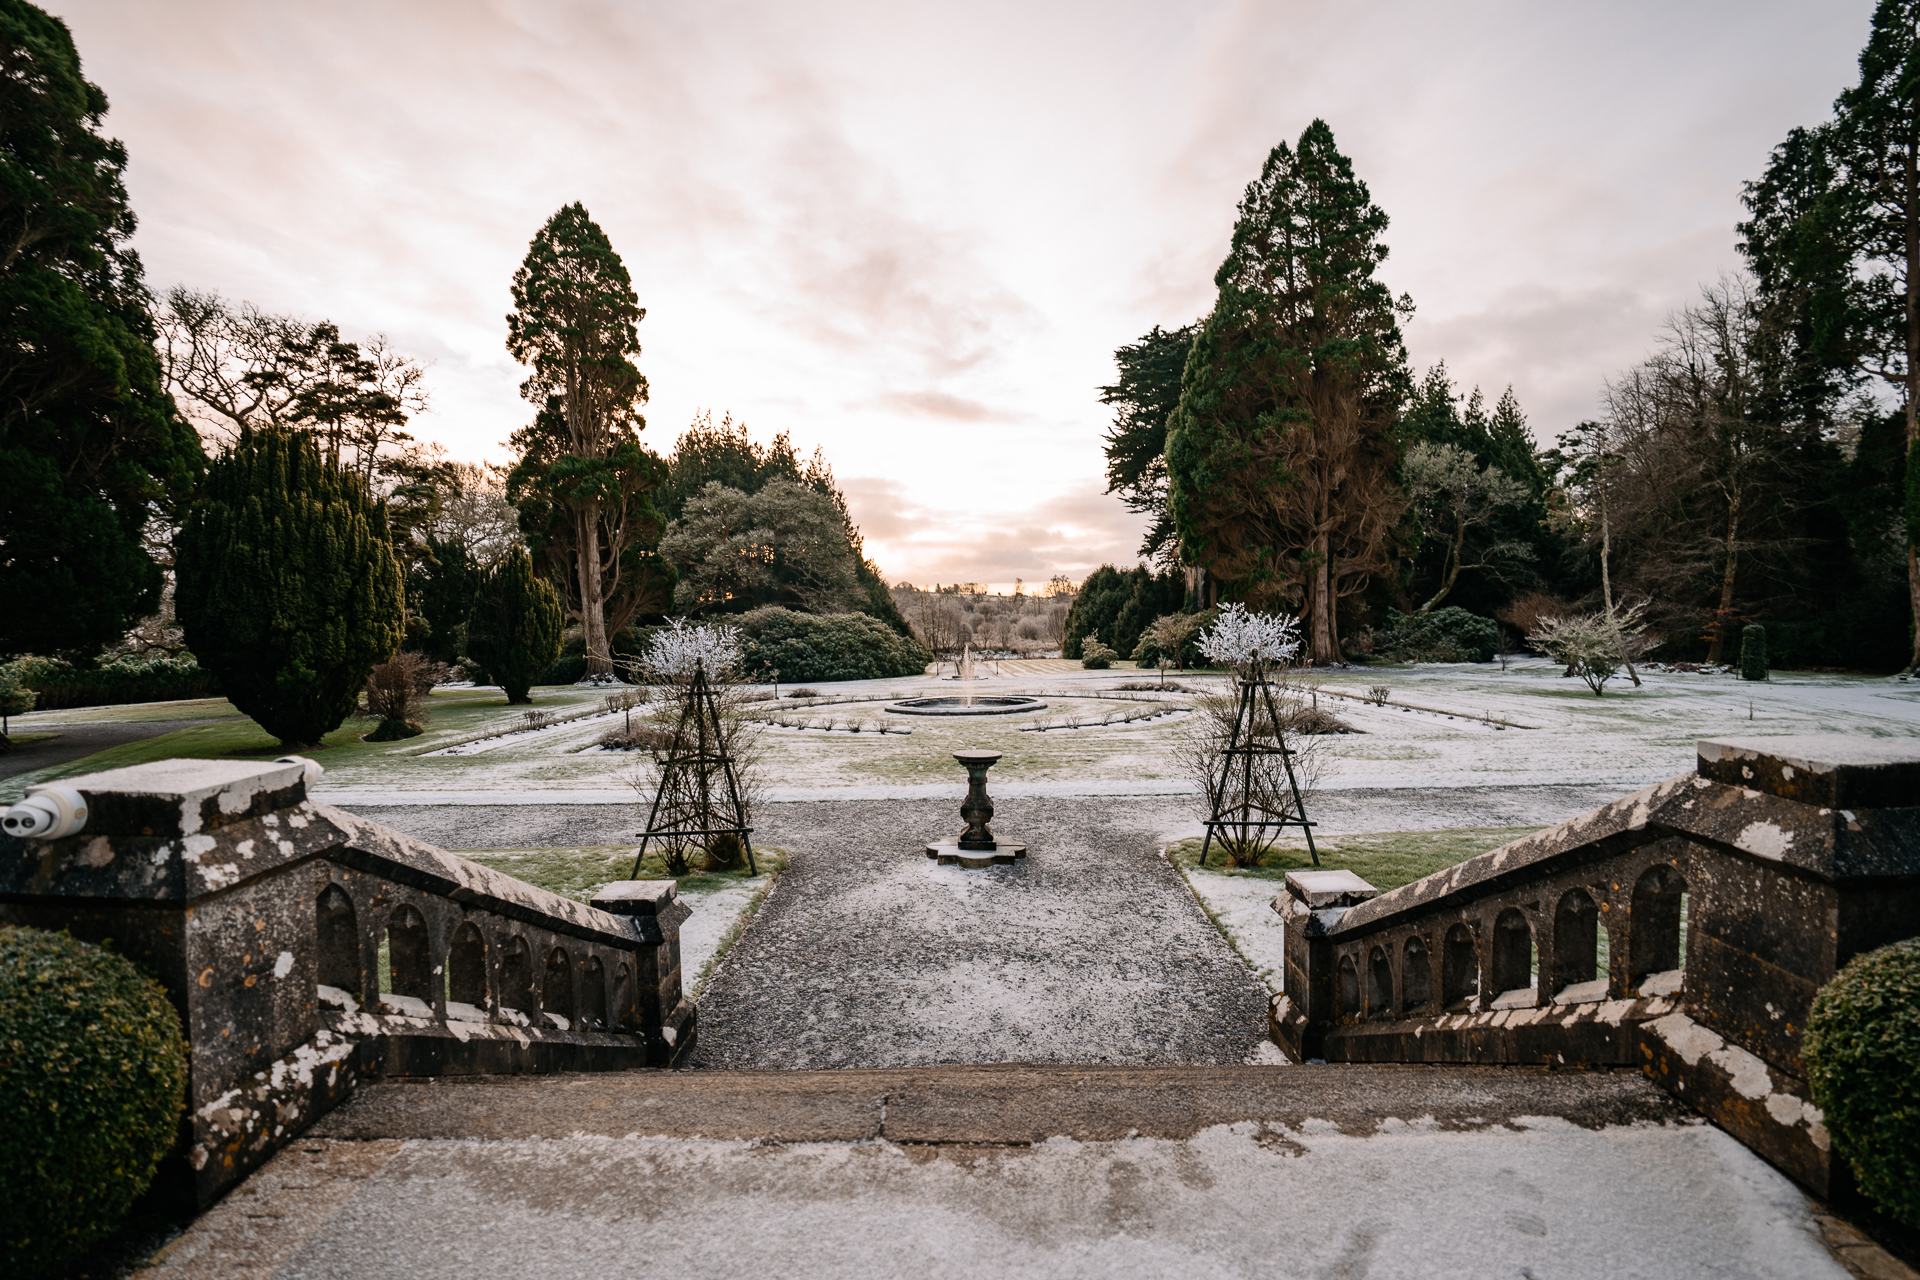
[312,1061,1682,1145]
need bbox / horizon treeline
[1100,4,1919,673]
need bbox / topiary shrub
[1805,938,1920,1229]
[0,928,188,1272]
[1081,639,1117,669]
[176,426,405,747]
[736,607,932,683]
[469,547,566,703]
[1376,607,1500,664]
[1740,624,1768,681]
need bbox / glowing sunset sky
[58,0,1872,588]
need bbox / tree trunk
[1599,482,1613,614]
[1704,497,1741,666]
[1415,526,1467,616]
[1309,529,1335,664]
[1906,137,1920,674]
[577,506,612,675]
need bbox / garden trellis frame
[631,658,757,876]
[1197,658,1319,869]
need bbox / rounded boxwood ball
[1805,938,1920,1228]
[0,927,188,1271]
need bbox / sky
[57,0,1877,591]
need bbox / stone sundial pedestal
[926,749,1027,868]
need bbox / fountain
[925,750,1026,868]
[888,644,1046,716]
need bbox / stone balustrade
[0,758,693,1208]
[1272,736,1920,1198]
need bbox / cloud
[841,473,1154,586]
[872,391,1005,422]
[52,0,1879,584]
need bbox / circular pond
[884,696,1048,717]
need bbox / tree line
[1102,3,1919,674]
[0,0,912,747]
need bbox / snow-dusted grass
[11,657,1916,809]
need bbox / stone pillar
[0,760,354,1209]
[1272,869,1378,1061]
[590,880,696,1065]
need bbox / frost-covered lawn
[11,657,1915,806]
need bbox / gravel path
[683,796,1268,1069]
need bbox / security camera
[273,755,325,784]
[1,786,89,839]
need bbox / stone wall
[1272,735,1920,1198]
[0,758,693,1208]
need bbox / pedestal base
[925,839,1028,869]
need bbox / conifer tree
[466,547,563,704]
[0,0,202,658]
[175,428,403,746]
[506,204,661,676]
[1166,119,1410,664]
[1741,0,1920,670]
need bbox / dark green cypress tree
[467,547,563,704]
[0,1,203,659]
[175,428,403,747]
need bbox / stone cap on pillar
[1697,736,1920,810]
[42,758,312,839]
[590,879,680,916]
[1284,869,1378,908]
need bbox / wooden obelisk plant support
[1198,657,1318,868]
[631,658,756,876]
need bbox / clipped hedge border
[0,927,188,1272]
[1805,938,1920,1229]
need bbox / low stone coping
[1697,734,1920,808]
[1284,869,1378,908]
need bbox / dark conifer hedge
[175,427,404,746]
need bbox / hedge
[1805,938,1920,1229]
[9,656,220,710]
[0,928,188,1272]
[737,607,932,683]
[1374,607,1500,664]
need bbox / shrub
[468,548,565,703]
[6,656,220,711]
[1740,624,1768,681]
[736,607,932,683]
[1,664,35,749]
[358,651,447,740]
[1527,603,1649,697]
[1805,939,1920,1228]
[0,928,188,1272]
[1375,607,1500,664]
[1081,639,1117,669]
[176,426,405,747]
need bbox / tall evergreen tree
[1100,323,1198,565]
[0,0,201,659]
[176,428,403,747]
[506,203,664,676]
[1740,0,1920,669]
[1165,119,1411,664]
[467,547,563,704]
